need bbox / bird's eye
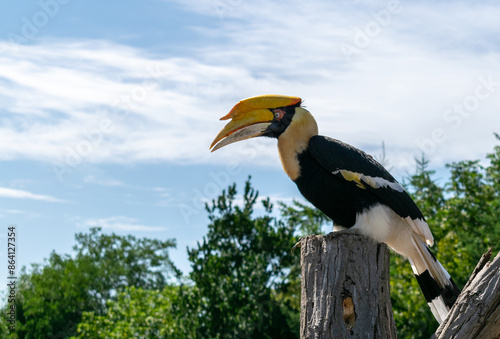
[273,109,285,120]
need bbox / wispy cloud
[83,216,167,232]
[0,187,66,202]
[83,175,125,187]
[1,0,499,177]
[0,209,41,220]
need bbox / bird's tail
[408,236,460,324]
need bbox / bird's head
[210,94,308,151]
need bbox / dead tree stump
[300,232,396,338]
[433,249,500,339]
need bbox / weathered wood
[433,249,500,339]
[300,232,396,338]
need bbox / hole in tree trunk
[343,296,356,331]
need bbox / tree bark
[299,232,396,339]
[299,232,500,338]
[433,248,500,339]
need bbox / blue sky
[1,0,500,286]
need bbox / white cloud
[83,216,166,232]
[83,175,125,187]
[0,209,41,220]
[0,187,65,202]
[0,0,499,177]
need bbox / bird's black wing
[308,135,425,221]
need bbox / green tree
[391,155,443,337]
[73,284,199,339]
[279,200,328,235]
[188,178,300,338]
[392,136,500,338]
[0,228,178,338]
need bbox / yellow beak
[210,95,301,152]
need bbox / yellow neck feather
[277,108,318,181]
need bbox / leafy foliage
[0,228,178,338]
[74,284,199,338]
[279,200,329,235]
[392,136,500,338]
[187,177,300,338]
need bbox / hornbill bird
[210,94,460,324]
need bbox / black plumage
[296,135,425,226]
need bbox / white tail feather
[350,204,459,324]
[409,236,455,323]
[409,236,448,287]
